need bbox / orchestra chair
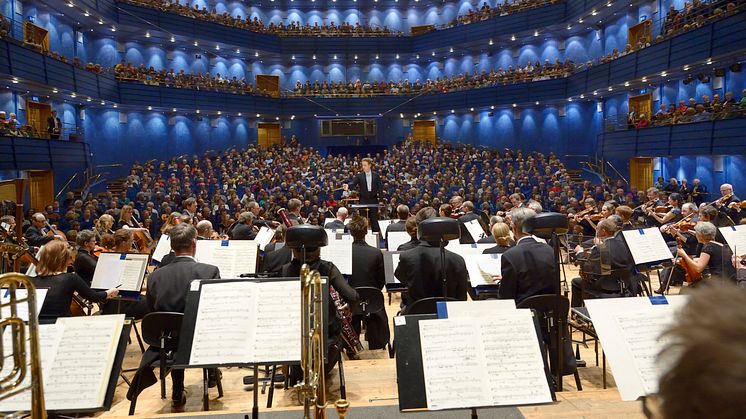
[517,294,582,392]
[354,286,393,358]
[129,312,223,415]
[401,296,458,315]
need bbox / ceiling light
[194,41,199,46]
[470,107,474,112]
[256,113,261,118]
[451,109,455,113]
[172,108,176,112]
[534,30,539,36]
[113,104,117,108]
[624,81,629,86]
[100,100,105,105]
[146,31,151,38]
[535,101,540,105]
[449,47,453,53]
[147,105,152,110]
[512,103,517,107]
[568,98,573,102]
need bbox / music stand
[522,213,569,297]
[350,203,379,229]
[418,218,461,299]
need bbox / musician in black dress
[344,157,383,232]
[677,222,736,287]
[73,229,99,285]
[31,240,117,321]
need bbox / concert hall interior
[1,0,746,417]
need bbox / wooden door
[257,123,281,148]
[412,120,436,144]
[629,93,652,120]
[256,74,281,98]
[628,19,652,49]
[27,170,54,211]
[26,101,51,139]
[629,157,653,193]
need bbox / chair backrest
[141,312,184,350]
[402,297,457,315]
[355,286,385,315]
[517,294,569,321]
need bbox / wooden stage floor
[96,265,671,418]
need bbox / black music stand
[418,218,461,299]
[522,212,569,297]
[350,203,379,230]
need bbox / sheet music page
[448,244,494,258]
[250,281,302,362]
[585,296,688,400]
[151,234,171,262]
[91,253,148,291]
[378,219,396,234]
[386,231,410,251]
[45,315,125,410]
[481,312,553,406]
[622,228,673,265]
[443,300,515,318]
[255,227,276,251]
[197,240,258,278]
[1,288,47,321]
[25,245,45,277]
[478,254,502,276]
[464,219,487,242]
[463,254,495,286]
[719,225,746,255]
[419,318,488,410]
[320,237,353,275]
[190,281,256,365]
[419,312,551,410]
[365,233,379,248]
[391,253,401,283]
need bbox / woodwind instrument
[329,285,364,354]
[0,273,46,418]
[278,208,293,228]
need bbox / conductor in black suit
[394,207,469,309]
[47,110,61,139]
[230,212,257,240]
[131,223,221,407]
[344,157,383,232]
[498,207,558,303]
[347,215,389,350]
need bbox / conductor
[344,157,383,232]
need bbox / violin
[675,235,702,284]
[727,200,746,209]
[712,193,733,206]
[589,213,604,221]
[653,205,672,213]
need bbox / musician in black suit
[384,205,409,240]
[344,157,383,232]
[347,215,389,350]
[571,219,636,307]
[73,229,98,285]
[395,207,469,307]
[324,207,348,231]
[132,223,221,407]
[397,217,420,251]
[286,198,304,225]
[24,212,62,247]
[458,201,487,244]
[47,110,61,139]
[230,212,257,240]
[690,178,707,206]
[714,183,741,225]
[281,243,359,378]
[498,208,558,303]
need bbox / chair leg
[338,355,347,400]
[574,371,583,391]
[202,369,209,411]
[267,365,276,408]
[216,369,224,398]
[133,322,145,353]
[128,369,143,415]
[159,349,166,399]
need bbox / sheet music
[25,245,44,277]
[719,225,746,255]
[190,281,255,365]
[378,219,396,234]
[622,228,673,265]
[0,288,47,321]
[320,236,353,275]
[419,311,552,410]
[448,244,494,258]
[365,233,379,248]
[151,234,171,262]
[189,281,301,365]
[464,219,487,242]
[0,315,125,412]
[196,240,258,278]
[463,254,501,286]
[442,299,515,318]
[391,253,401,283]
[585,296,687,400]
[386,231,410,251]
[255,227,276,251]
[91,253,149,291]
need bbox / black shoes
[208,369,222,388]
[171,390,187,407]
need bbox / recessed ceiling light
[256,113,261,117]
[470,107,474,112]
[451,109,455,113]
[512,103,517,107]
[535,101,540,105]
[147,105,152,110]
[146,31,151,38]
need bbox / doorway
[257,123,282,148]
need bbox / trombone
[297,264,350,419]
[0,273,46,419]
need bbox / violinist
[438,203,453,218]
[230,212,257,240]
[73,229,99,286]
[574,198,599,237]
[582,201,617,231]
[656,203,699,293]
[646,193,683,227]
[675,222,736,288]
[615,205,635,231]
[247,201,280,229]
[634,187,664,226]
[714,183,742,224]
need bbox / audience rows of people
[123,0,560,37]
[626,91,746,129]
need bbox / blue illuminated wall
[656,155,746,198]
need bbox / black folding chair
[517,294,582,392]
[129,312,223,415]
[401,296,457,315]
[355,286,393,358]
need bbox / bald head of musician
[652,284,746,419]
[195,220,213,240]
[336,207,349,222]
